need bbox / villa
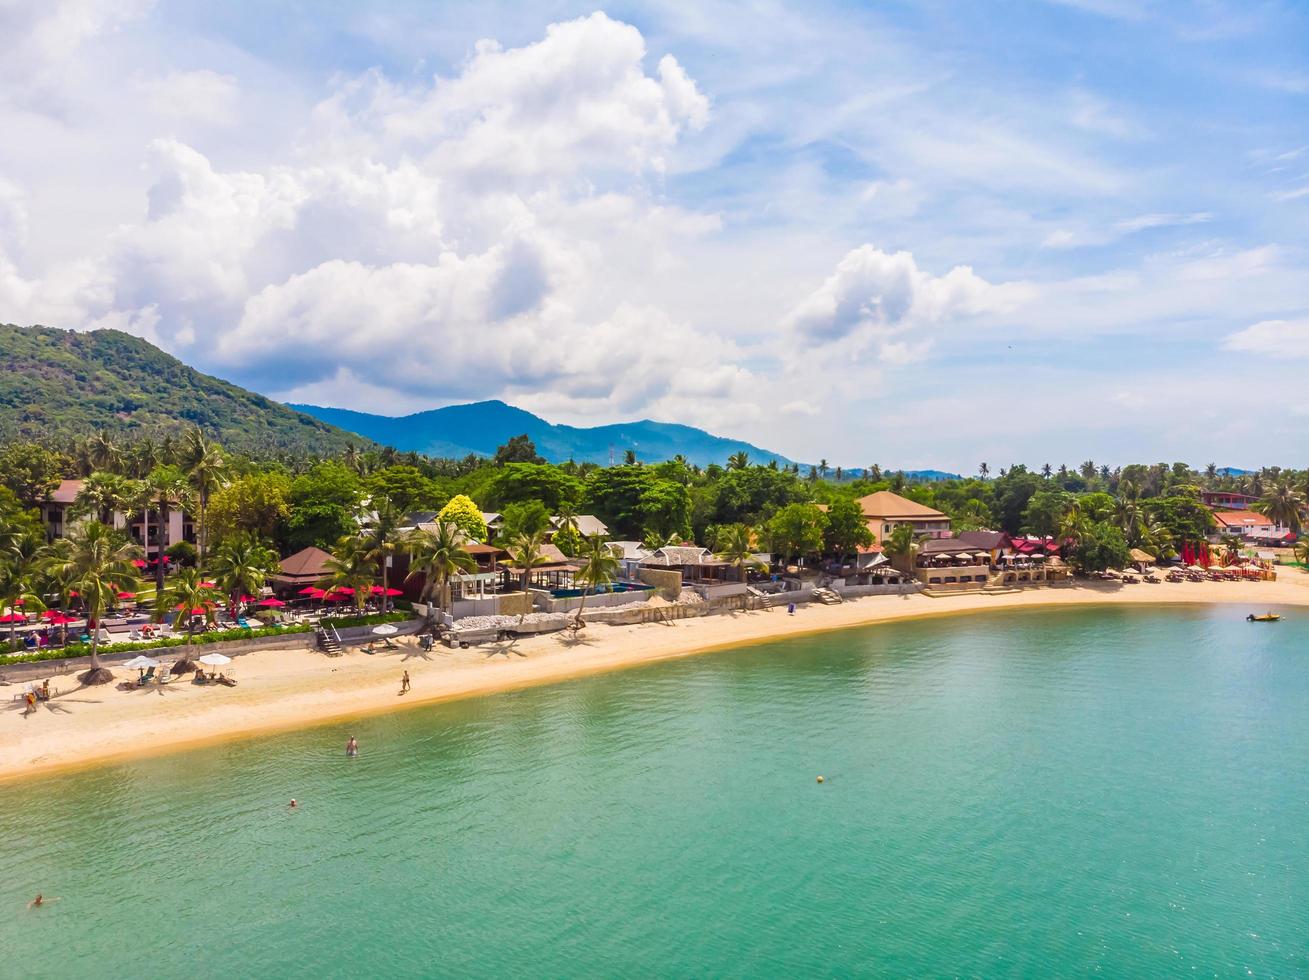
[35,478,197,560]
[855,490,951,542]
[1211,509,1292,543]
[1200,490,1258,510]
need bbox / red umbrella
[239,594,255,602]
[132,559,146,568]
[68,591,79,598]
[117,591,136,600]
[41,610,63,621]
[199,581,217,589]
[382,588,404,596]
[0,613,26,623]
[323,592,349,602]
[331,586,355,595]
[298,586,321,595]
[257,598,286,607]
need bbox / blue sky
[0,1,1305,470]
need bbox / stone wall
[637,567,682,600]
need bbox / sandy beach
[5,575,1309,782]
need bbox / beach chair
[158,665,172,685]
[137,666,157,687]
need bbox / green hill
[0,324,366,455]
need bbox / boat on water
[1247,613,1281,622]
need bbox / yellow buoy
[816,775,825,784]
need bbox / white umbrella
[372,624,399,636]
[198,653,232,666]
[122,655,159,669]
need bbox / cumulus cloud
[784,245,1025,347]
[1222,318,1309,357]
[142,69,240,125]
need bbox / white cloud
[784,245,1026,346]
[1222,318,1309,357]
[142,70,240,125]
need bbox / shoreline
[5,577,1308,784]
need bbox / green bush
[320,611,412,629]
[0,623,313,665]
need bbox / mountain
[0,324,367,455]
[292,401,798,468]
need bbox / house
[955,530,1011,564]
[638,545,744,598]
[914,538,993,587]
[550,514,609,538]
[39,479,83,541]
[481,512,503,535]
[1201,490,1258,510]
[855,490,951,542]
[1211,510,1290,542]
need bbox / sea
[2,605,1306,977]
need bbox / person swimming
[289,799,298,808]
[28,894,58,909]
[346,736,358,757]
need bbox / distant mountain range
[0,324,365,455]
[292,401,799,468]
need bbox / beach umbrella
[332,586,355,595]
[381,588,404,597]
[199,581,218,589]
[0,613,26,623]
[371,624,399,636]
[117,591,136,599]
[197,653,231,666]
[298,586,321,595]
[122,655,159,670]
[132,559,146,568]
[257,598,286,607]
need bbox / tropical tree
[714,523,768,582]
[179,427,228,569]
[504,528,551,619]
[1293,538,1309,569]
[141,465,194,617]
[884,523,922,572]
[436,494,489,542]
[405,521,476,619]
[71,471,135,525]
[1256,481,1304,533]
[570,534,621,628]
[209,532,280,614]
[161,568,223,674]
[0,530,47,651]
[39,522,141,684]
[87,432,122,473]
[727,451,750,471]
[320,536,375,613]
[361,497,404,612]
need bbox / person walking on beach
[400,670,410,695]
[346,736,358,757]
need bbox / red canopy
[0,613,26,623]
[117,591,136,599]
[257,598,286,607]
[132,559,147,568]
[331,586,355,595]
[382,587,404,596]
[323,592,349,601]
[199,581,217,589]
[298,586,321,595]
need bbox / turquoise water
[3,606,1308,977]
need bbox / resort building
[914,532,1069,590]
[1201,490,1258,510]
[270,546,335,595]
[855,491,951,542]
[550,514,609,538]
[1211,510,1291,543]
[34,478,197,559]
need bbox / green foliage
[437,494,488,542]
[582,466,658,539]
[0,324,366,454]
[638,481,692,541]
[0,441,69,501]
[498,500,552,539]
[1145,496,1215,544]
[287,461,362,550]
[823,498,874,558]
[1070,521,1131,573]
[485,463,583,511]
[493,434,545,465]
[208,472,292,546]
[364,466,444,515]
[765,503,828,562]
[165,540,198,566]
[1022,488,1076,536]
[708,467,809,527]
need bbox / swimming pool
[549,582,654,598]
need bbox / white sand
[5,574,1308,781]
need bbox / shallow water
[3,606,1307,977]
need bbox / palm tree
[978,462,989,481]
[1113,495,1143,546]
[163,568,222,673]
[0,531,47,652]
[88,432,122,473]
[570,535,620,628]
[361,498,404,612]
[727,451,749,471]
[141,466,194,617]
[1205,462,1218,484]
[72,472,135,525]
[405,521,476,620]
[179,427,228,570]
[818,458,829,478]
[504,528,551,620]
[623,449,638,465]
[834,465,843,482]
[39,522,141,684]
[1041,463,1052,479]
[714,523,767,582]
[1256,481,1304,533]
[884,523,922,572]
[321,536,375,614]
[1293,538,1309,569]
[209,532,280,615]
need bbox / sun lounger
[136,666,156,687]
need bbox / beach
[6,575,1309,782]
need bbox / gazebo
[1128,548,1155,573]
[270,546,335,596]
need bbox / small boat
[1247,613,1280,622]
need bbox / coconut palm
[87,432,122,473]
[884,523,922,572]
[39,522,141,684]
[727,451,749,471]
[0,530,47,652]
[140,465,194,616]
[504,528,551,621]
[1293,539,1309,569]
[714,523,768,582]
[178,427,228,570]
[1256,481,1304,533]
[163,568,222,672]
[209,532,280,614]
[361,497,404,612]
[405,521,476,618]
[570,534,621,628]
[321,536,375,614]
[72,472,135,525]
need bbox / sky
[0,0,1306,472]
